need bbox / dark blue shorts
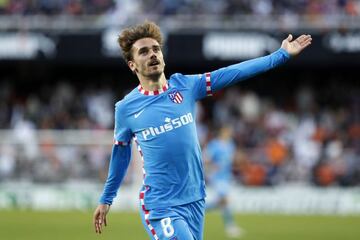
[139,199,205,240]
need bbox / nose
[150,48,157,56]
[150,53,157,60]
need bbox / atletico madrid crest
[168,90,183,104]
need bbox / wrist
[279,48,291,58]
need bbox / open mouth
[148,60,160,66]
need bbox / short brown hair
[118,21,163,62]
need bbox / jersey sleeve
[99,102,133,205]
[194,48,290,99]
[113,102,132,146]
[99,144,132,205]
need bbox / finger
[97,223,101,234]
[296,35,304,41]
[298,35,311,44]
[98,220,102,234]
[300,37,312,47]
[93,214,99,233]
[96,218,102,234]
[298,41,312,52]
[97,219,102,234]
[295,37,304,45]
[95,220,100,234]
[301,41,312,49]
[99,212,105,233]
[298,34,307,40]
[286,34,293,42]
[104,216,107,226]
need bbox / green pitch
[0,210,359,240]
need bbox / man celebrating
[93,21,311,240]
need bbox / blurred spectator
[293,116,321,181]
[84,86,113,129]
[0,144,16,180]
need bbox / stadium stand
[0,0,359,189]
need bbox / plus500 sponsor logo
[142,113,193,140]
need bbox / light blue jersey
[99,48,290,211]
[206,139,236,183]
[117,73,209,209]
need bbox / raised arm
[199,34,312,95]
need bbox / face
[128,38,165,80]
[220,126,233,139]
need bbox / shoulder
[115,87,140,113]
[169,73,202,87]
[170,73,202,81]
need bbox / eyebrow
[137,45,160,52]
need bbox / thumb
[286,34,293,42]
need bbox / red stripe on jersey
[205,72,212,96]
[138,83,169,96]
[114,140,128,146]
[140,190,159,239]
[134,138,159,239]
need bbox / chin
[149,68,164,75]
[147,71,162,79]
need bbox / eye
[153,46,160,52]
[139,49,148,55]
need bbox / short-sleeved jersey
[115,73,210,209]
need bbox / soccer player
[204,126,243,238]
[93,21,311,240]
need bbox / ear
[128,60,136,72]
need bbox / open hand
[281,34,312,56]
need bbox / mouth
[148,60,160,66]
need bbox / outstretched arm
[198,34,312,96]
[93,143,132,234]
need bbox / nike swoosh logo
[134,109,145,118]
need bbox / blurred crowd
[0,80,117,130]
[0,76,359,187]
[0,0,115,15]
[140,0,360,17]
[0,80,118,184]
[0,0,359,16]
[199,87,359,187]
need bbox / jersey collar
[137,82,169,96]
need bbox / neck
[219,135,229,141]
[138,73,167,91]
